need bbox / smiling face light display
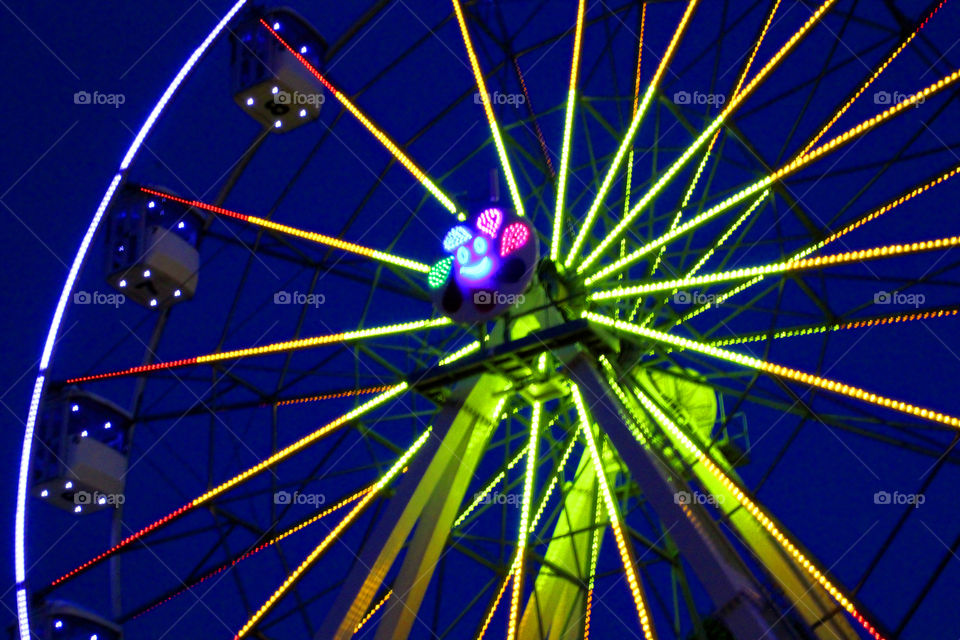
[428,207,538,322]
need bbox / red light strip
[49,384,407,587]
[65,318,449,383]
[275,384,391,407]
[139,188,431,273]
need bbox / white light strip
[15,3,248,638]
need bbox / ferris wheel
[14,1,960,639]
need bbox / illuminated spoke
[476,573,513,640]
[140,188,430,273]
[576,0,838,274]
[797,0,950,157]
[234,428,432,638]
[355,590,393,634]
[709,307,960,347]
[260,20,461,218]
[551,0,587,262]
[564,0,700,268]
[131,487,371,618]
[275,384,392,407]
[680,162,960,320]
[50,384,408,587]
[650,1,781,278]
[590,234,960,301]
[585,311,960,430]
[507,402,540,640]
[582,494,603,640]
[451,0,525,217]
[571,384,656,640]
[585,63,960,284]
[630,385,887,640]
[66,318,451,383]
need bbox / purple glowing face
[455,234,494,281]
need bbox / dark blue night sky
[2,1,960,639]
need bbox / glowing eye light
[299,46,307,54]
[428,256,453,289]
[456,246,470,264]
[499,222,529,257]
[443,225,473,252]
[476,208,503,237]
[246,97,254,106]
[147,201,155,209]
[473,236,488,254]
[271,86,278,94]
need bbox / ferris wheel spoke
[571,383,657,640]
[587,311,960,432]
[796,0,952,158]
[649,0,782,277]
[233,427,432,639]
[564,0,700,269]
[139,188,431,273]
[450,0,525,217]
[64,318,450,383]
[576,0,838,275]
[590,233,960,301]
[678,160,960,322]
[506,401,540,640]
[551,0,587,263]
[47,383,408,589]
[258,20,461,219]
[627,382,891,640]
[123,484,371,620]
[585,62,960,286]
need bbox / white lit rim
[14,2,249,637]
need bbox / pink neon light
[477,208,503,238]
[499,222,530,257]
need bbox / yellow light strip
[582,494,603,640]
[571,384,656,640]
[680,162,960,321]
[590,234,960,301]
[451,0,525,217]
[797,0,949,158]
[234,427,432,638]
[564,0,700,268]
[194,318,451,365]
[585,62,960,284]
[577,0,837,274]
[552,0,587,262]
[355,589,393,633]
[585,311,960,430]
[261,21,460,218]
[438,339,483,366]
[507,402,541,640]
[454,448,525,528]
[630,385,886,640]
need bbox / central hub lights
[428,207,538,323]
